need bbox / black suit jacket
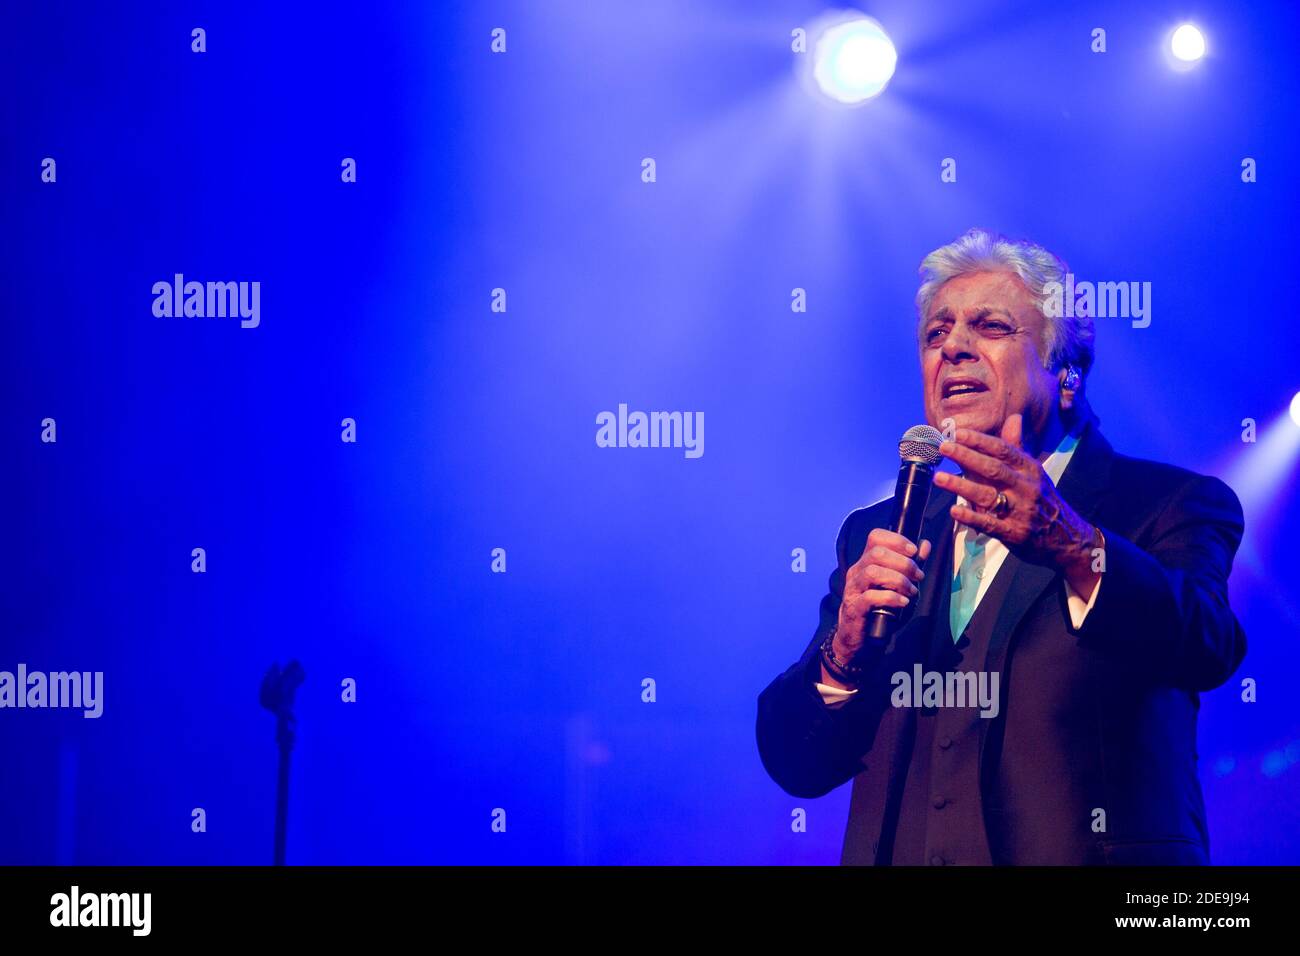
[756,416,1247,864]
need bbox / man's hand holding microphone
[820,530,932,689]
[819,424,946,689]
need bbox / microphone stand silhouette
[260,661,305,866]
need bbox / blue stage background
[4,0,1298,864]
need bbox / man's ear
[1057,363,1081,411]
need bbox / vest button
[929,853,945,866]
[933,795,948,809]
[938,736,953,749]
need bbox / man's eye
[925,328,946,342]
[979,321,1012,334]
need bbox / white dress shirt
[816,428,1101,708]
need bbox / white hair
[915,227,1095,379]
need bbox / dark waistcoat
[886,521,1015,865]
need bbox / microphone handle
[865,460,934,641]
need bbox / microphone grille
[898,424,945,465]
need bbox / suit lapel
[976,414,1115,774]
[885,486,956,654]
[980,414,1114,674]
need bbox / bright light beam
[813,16,897,104]
[1170,24,1207,62]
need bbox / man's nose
[942,322,978,361]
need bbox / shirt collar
[1040,425,1082,487]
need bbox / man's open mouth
[942,379,988,398]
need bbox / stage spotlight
[813,16,897,104]
[1289,391,1300,427]
[1170,24,1206,63]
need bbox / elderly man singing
[756,227,1246,866]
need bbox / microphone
[866,424,945,641]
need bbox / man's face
[919,270,1058,439]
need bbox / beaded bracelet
[819,625,866,684]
